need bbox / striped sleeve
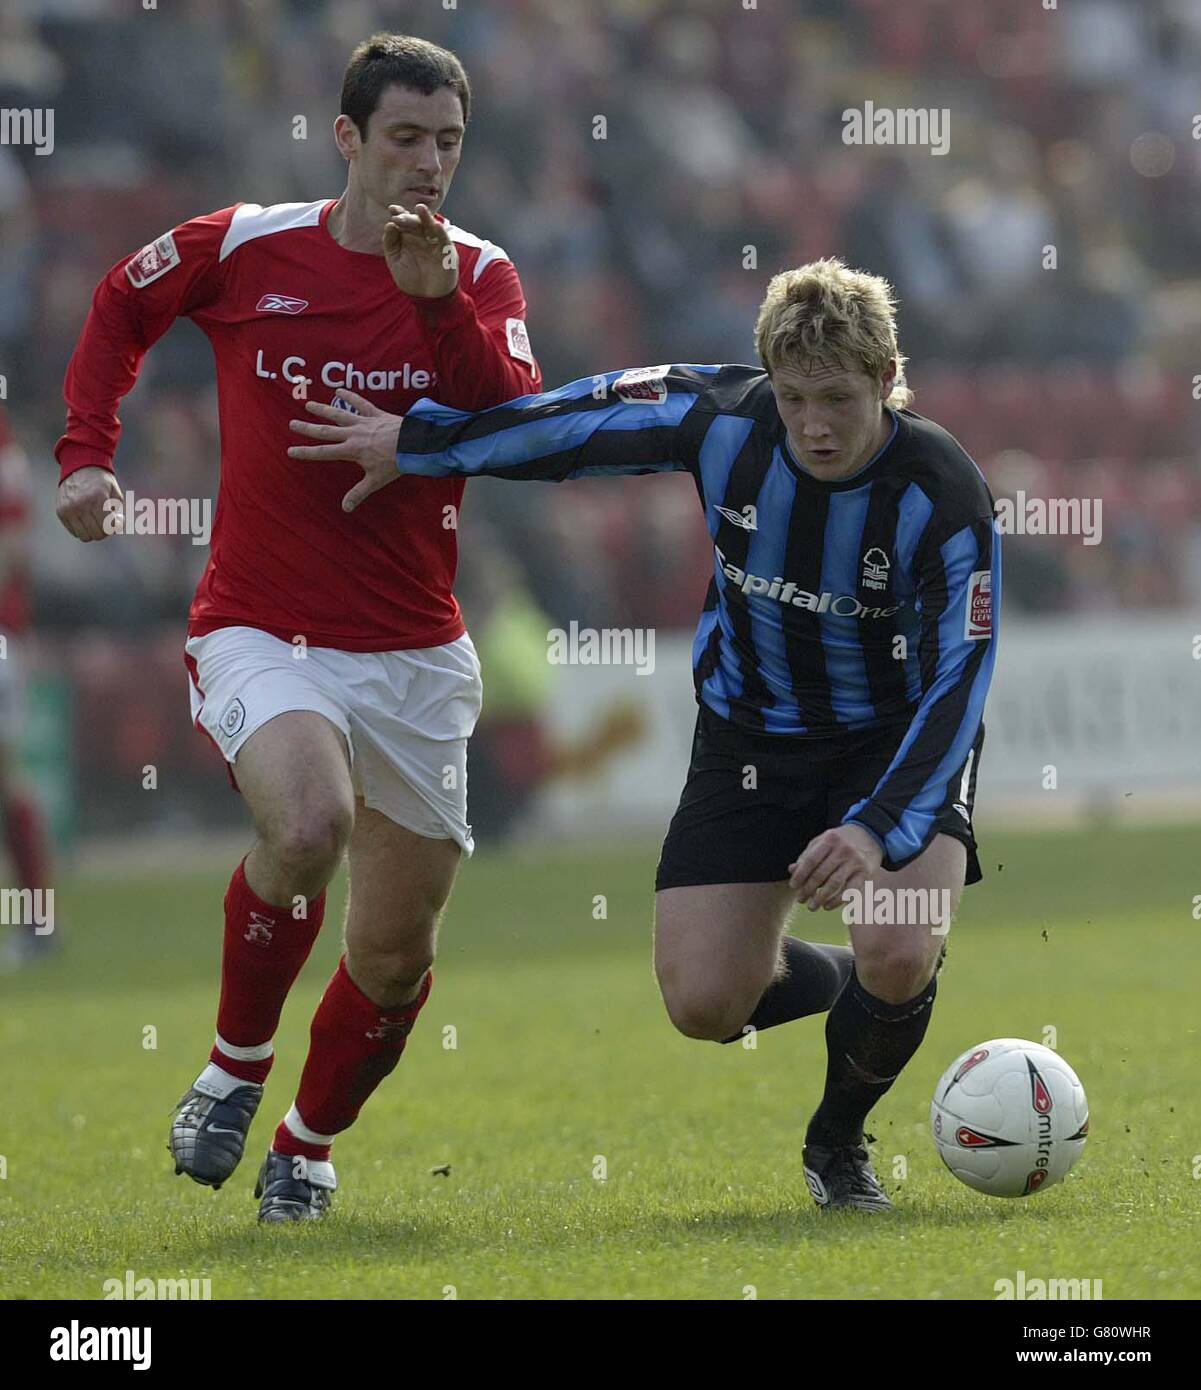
[392,365,718,481]
[842,512,1000,871]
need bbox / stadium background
[1,0,1199,1306]
[2,0,1200,846]
[0,0,1199,847]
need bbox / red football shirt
[56,200,541,650]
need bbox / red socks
[210,861,325,1084]
[5,792,50,893]
[272,959,432,1162]
[206,863,430,1159]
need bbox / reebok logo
[256,294,309,314]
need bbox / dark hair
[341,33,471,139]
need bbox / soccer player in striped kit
[55,35,541,1221]
[290,258,1000,1211]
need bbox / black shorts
[654,702,983,891]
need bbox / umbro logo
[256,293,309,314]
[802,1166,829,1205]
[714,504,757,531]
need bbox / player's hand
[287,390,404,513]
[382,202,459,299]
[789,823,884,912]
[55,465,124,542]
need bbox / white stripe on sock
[282,1103,335,1147]
[215,1033,274,1062]
[194,1061,257,1100]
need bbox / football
[930,1039,1089,1197]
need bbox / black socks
[805,967,938,1148]
[721,937,854,1043]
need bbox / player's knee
[267,802,354,879]
[348,940,434,996]
[855,935,940,1002]
[660,980,744,1042]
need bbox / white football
[930,1039,1089,1197]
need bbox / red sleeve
[54,206,236,481]
[409,256,541,411]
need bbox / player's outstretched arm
[787,510,999,910]
[288,365,715,512]
[838,515,998,877]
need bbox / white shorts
[184,626,483,853]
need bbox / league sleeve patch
[125,231,181,288]
[964,570,992,640]
[613,365,669,405]
[505,317,535,369]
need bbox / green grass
[1,824,1197,1300]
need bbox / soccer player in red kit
[0,405,56,972]
[54,35,540,1220]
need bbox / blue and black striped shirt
[391,363,1000,869]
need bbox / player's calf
[802,837,965,1206]
[257,812,451,1204]
[268,961,434,1169]
[170,715,355,1193]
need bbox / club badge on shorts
[219,697,246,738]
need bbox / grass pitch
[1,823,1197,1300]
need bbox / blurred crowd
[3,0,1201,634]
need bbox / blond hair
[754,257,913,409]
